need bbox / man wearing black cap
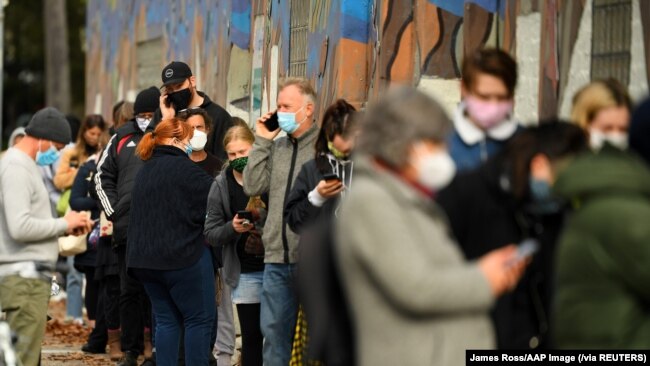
[0,107,91,366]
[95,87,160,366]
[157,61,233,160]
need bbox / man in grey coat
[243,78,318,366]
[0,107,91,366]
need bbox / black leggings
[236,303,263,366]
[76,266,99,320]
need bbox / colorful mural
[86,0,649,125]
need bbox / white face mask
[136,117,152,132]
[589,129,628,151]
[190,129,208,151]
[413,146,457,191]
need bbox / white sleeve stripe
[95,134,116,216]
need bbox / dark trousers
[77,266,99,320]
[103,274,121,330]
[117,245,151,354]
[237,303,263,366]
[135,247,216,366]
[85,273,122,348]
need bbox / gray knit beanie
[24,107,71,144]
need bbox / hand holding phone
[256,111,282,140]
[317,175,344,199]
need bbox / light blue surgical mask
[184,142,193,156]
[277,106,306,134]
[36,141,60,166]
[529,177,562,214]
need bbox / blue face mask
[184,142,193,156]
[529,177,562,214]
[277,106,305,134]
[36,141,60,166]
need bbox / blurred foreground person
[0,107,91,366]
[553,92,650,348]
[571,79,632,151]
[336,88,527,366]
[438,121,587,349]
[629,96,650,164]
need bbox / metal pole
[0,0,8,151]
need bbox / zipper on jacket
[282,138,299,263]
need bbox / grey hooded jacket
[243,124,318,264]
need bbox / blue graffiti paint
[428,0,503,17]
[230,3,251,49]
[341,0,370,43]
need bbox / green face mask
[230,156,248,173]
[327,141,348,160]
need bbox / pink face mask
[464,95,513,130]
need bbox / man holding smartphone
[243,78,319,366]
[157,61,234,160]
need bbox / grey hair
[279,77,317,105]
[356,87,452,167]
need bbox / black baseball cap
[161,61,192,87]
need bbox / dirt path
[41,299,122,366]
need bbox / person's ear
[529,153,552,182]
[189,76,197,90]
[305,102,315,118]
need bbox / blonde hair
[223,125,255,149]
[279,78,317,105]
[571,79,632,130]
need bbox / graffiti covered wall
[86,0,649,125]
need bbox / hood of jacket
[554,145,650,202]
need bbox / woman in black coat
[436,120,587,350]
[69,154,104,351]
[126,117,215,365]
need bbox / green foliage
[2,0,86,142]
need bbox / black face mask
[167,87,193,112]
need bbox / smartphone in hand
[508,238,540,267]
[265,112,280,131]
[322,173,341,182]
[237,210,254,221]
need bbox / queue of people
[0,50,650,366]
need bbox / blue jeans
[135,247,216,366]
[260,263,298,366]
[66,256,83,319]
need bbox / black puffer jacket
[94,120,151,247]
[437,154,564,350]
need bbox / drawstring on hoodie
[324,153,354,217]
